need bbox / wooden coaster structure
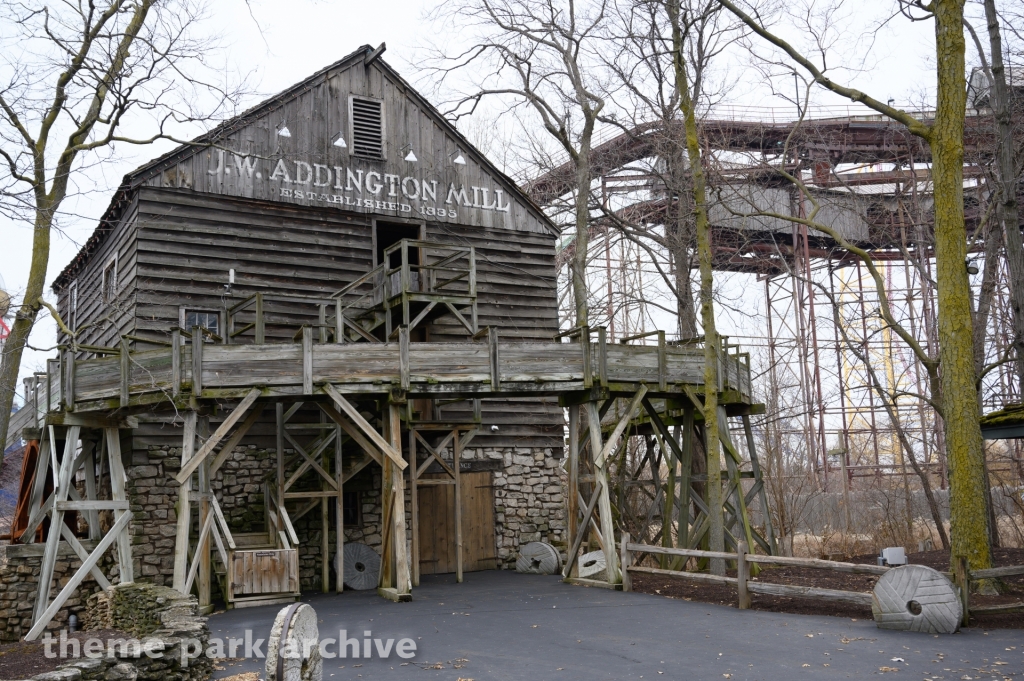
[561,329,775,586]
[9,260,759,630]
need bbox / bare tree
[0,0,246,462]
[717,0,994,574]
[427,0,609,326]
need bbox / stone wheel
[872,564,961,634]
[578,550,606,579]
[516,542,561,574]
[266,603,322,681]
[338,542,381,591]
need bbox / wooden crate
[230,548,299,598]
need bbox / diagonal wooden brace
[594,385,648,469]
[323,384,406,470]
[175,388,261,484]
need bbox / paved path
[209,571,1022,681]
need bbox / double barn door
[417,471,497,575]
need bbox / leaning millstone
[516,542,560,575]
[872,564,961,634]
[265,604,321,681]
[578,550,606,579]
[338,543,381,591]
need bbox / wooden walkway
[14,331,753,425]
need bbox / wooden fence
[620,534,1024,623]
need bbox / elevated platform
[11,332,753,430]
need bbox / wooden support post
[171,329,182,397]
[83,441,100,540]
[737,540,751,609]
[173,413,197,591]
[488,327,500,390]
[63,349,75,410]
[197,417,211,609]
[620,532,632,592]
[320,411,329,593]
[254,292,265,344]
[33,426,80,625]
[399,326,410,391]
[586,400,620,584]
[389,403,411,594]
[106,428,134,584]
[680,407,693,550]
[597,327,608,388]
[191,327,203,395]
[657,330,667,391]
[454,428,463,584]
[119,338,130,407]
[743,415,776,554]
[567,405,580,578]
[302,326,313,394]
[580,327,592,388]
[276,403,285,542]
[336,422,344,593]
[410,429,419,587]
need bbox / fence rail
[620,536,1024,619]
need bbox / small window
[101,257,118,303]
[350,97,384,159]
[182,309,220,341]
[343,491,362,526]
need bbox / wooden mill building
[1,44,761,639]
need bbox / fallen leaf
[802,664,810,668]
[892,657,905,662]
[879,666,900,672]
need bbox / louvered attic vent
[351,98,384,159]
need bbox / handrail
[332,263,385,299]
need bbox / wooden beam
[388,403,411,594]
[172,412,197,591]
[25,511,131,641]
[594,386,648,469]
[175,388,261,484]
[55,500,129,511]
[59,524,112,590]
[210,403,265,475]
[319,403,383,468]
[562,481,602,579]
[323,384,406,470]
[302,327,313,394]
[33,426,80,625]
[106,428,133,584]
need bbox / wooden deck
[10,333,753,435]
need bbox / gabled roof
[53,45,557,291]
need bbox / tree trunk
[932,0,993,572]
[573,134,593,327]
[670,0,724,575]
[0,211,52,466]
[983,0,1024,395]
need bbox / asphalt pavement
[208,570,1023,681]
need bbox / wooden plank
[971,565,1024,580]
[627,565,737,585]
[175,388,261,483]
[106,428,134,583]
[745,554,890,575]
[562,481,603,579]
[594,386,648,468]
[746,581,873,606]
[59,523,112,590]
[970,601,1024,614]
[56,500,130,511]
[33,426,80,625]
[191,328,203,394]
[302,327,313,394]
[324,383,407,469]
[210,403,265,475]
[172,412,197,591]
[626,542,736,561]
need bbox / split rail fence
[620,534,1024,624]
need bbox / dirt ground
[631,547,1024,629]
[0,629,128,679]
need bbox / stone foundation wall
[0,543,114,642]
[459,447,566,568]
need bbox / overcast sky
[1,0,952,401]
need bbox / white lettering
[471,186,482,207]
[374,638,395,658]
[366,172,383,194]
[208,149,225,176]
[313,163,332,187]
[446,183,470,205]
[401,177,420,199]
[396,638,417,659]
[494,188,512,213]
[422,180,437,202]
[270,159,291,183]
[333,166,346,189]
[232,154,258,178]
[384,173,400,196]
[294,161,313,184]
[346,169,363,193]
[479,187,497,210]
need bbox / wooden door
[417,471,496,575]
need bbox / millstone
[265,603,322,681]
[578,550,606,579]
[871,565,961,634]
[516,542,561,575]
[337,542,381,590]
